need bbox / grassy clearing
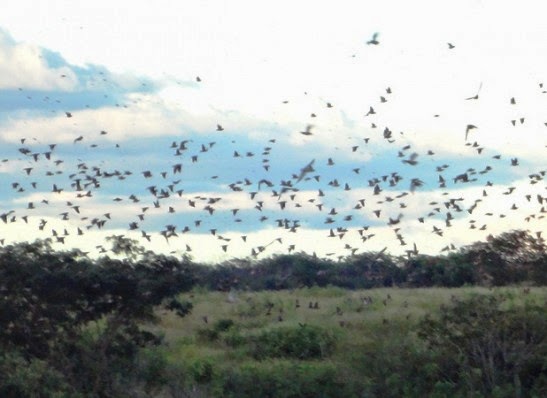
[138,286,547,397]
[151,286,546,370]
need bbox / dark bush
[213,318,235,333]
[198,319,237,342]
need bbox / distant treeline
[200,229,547,291]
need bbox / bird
[300,124,314,136]
[296,159,315,183]
[465,82,482,100]
[402,153,419,166]
[465,124,477,141]
[367,32,380,45]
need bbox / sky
[0,0,545,263]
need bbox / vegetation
[0,229,546,396]
[200,230,546,291]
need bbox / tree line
[202,230,547,291]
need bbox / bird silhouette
[300,124,314,136]
[367,32,380,45]
[296,159,315,183]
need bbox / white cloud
[1,1,547,262]
[0,96,176,143]
[0,30,77,91]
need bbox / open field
[145,286,547,397]
[158,286,547,342]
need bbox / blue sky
[0,1,545,262]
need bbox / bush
[418,293,547,397]
[198,318,236,342]
[197,328,220,342]
[213,318,235,332]
[219,361,349,398]
[136,347,169,394]
[350,334,442,398]
[189,358,215,384]
[0,352,74,398]
[249,325,336,360]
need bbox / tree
[418,294,547,397]
[462,230,546,285]
[0,240,196,396]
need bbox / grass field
[144,286,547,397]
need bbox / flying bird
[465,124,477,141]
[465,82,482,100]
[367,32,380,45]
[300,124,314,136]
[296,159,315,183]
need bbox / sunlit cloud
[0,29,78,91]
[0,1,546,262]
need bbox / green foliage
[197,327,221,342]
[1,231,546,397]
[198,318,236,342]
[189,358,215,384]
[0,240,195,356]
[0,352,74,398]
[165,298,193,317]
[404,253,476,287]
[461,230,547,286]
[249,325,337,360]
[199,230,547,291]
[418,293,547,397]
[135,347,170,394]
[223,328,246,348]
[213,318,235,332]
[219,361,349,398]
[0,240,195,397]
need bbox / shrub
[418,293,547,397]
[0,352,74,398]
[219,361,349,398]
[249,325,336,360]
[189,358,215,384]
[197,328,220,342]
[198,319,236,342]
[213,318,235,333]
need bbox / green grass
[145,286,547,396]
[153,285,545,348]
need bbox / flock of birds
[1,33,546,261]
